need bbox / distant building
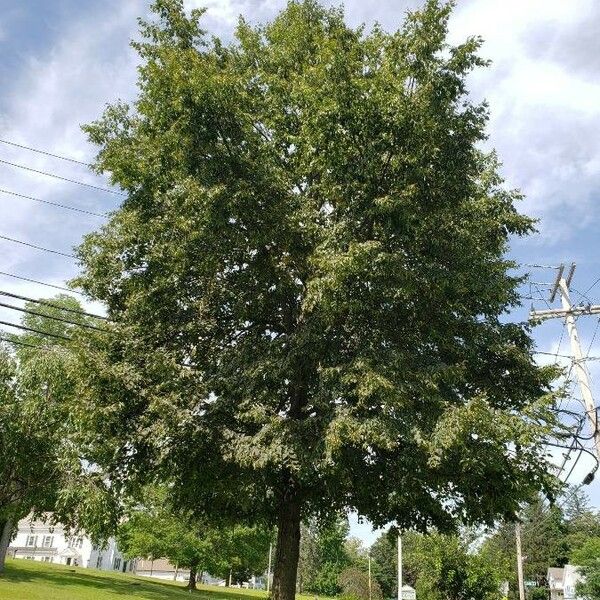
[563,565,584,600]
[8,516,130,573]
[135,558,189,582]
[548,567,564,600]
[134,559,226,585]
[401,585,416,600]
[547,566,585,600]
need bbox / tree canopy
[74,0,558,597]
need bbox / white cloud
[447,0,600,243]
[0,1,142,306]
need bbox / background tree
[118,487,271,589]
[74,1,559,599]
[119,488,219,590]
[404,532,502,600]
[298,515,350,595]
[572,538,600,600]
[480,490,600,599]
[339,566,383,600]
[0,295,99,574]
[212,525,272,586]
[370,530,401,598]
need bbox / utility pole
[397,533,402,600]
[530,263,600,460]
[515,523,526,600]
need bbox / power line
[0,300,107,332]
[0,270,85,295]
[0,290,107,321]
[0,335,60,351]
[0,234,76,258]
[0,319,71,340]
[0,157,125,197]
[0,138,92,167]
[584,276,600,297]
[0,188,107,218]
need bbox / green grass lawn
[0,559,326,600]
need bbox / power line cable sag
[0,234,76,258]
[0,335,60,351]
[0,157,125,196]
[0,188,107,218]
[0,138,92,167]
[0,300,107,331]
[0,290,107,321]
[0,319,71,340]
[0,270,85,295]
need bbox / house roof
[547,567,564,579]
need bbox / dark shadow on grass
[1,561,194,598]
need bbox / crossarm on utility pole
[529,267,600,460]
[557,279,600,459]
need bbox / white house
[548,567,564,600]
[547,566,585,600]
[8,516,131,573]
[563,565,584,600]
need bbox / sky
[1,0,600,546]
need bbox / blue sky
[1,0,600,546]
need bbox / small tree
[118,487,271,589]
[118,488,220,589]
[299,515,350,595]
[0,296,95,574]
[339,566,383,600]
[405,532,502,600]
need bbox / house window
[76,537,84,549]
[42,536,53,548]
[42,556,53,563]
[26,535,37,547]
[113,558,121,570]
[25,556,35,560]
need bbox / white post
[515,523,525,600]
[558,278,600,459]
[266,543,272,594]
[397,533,402,600]
[368,552,372,600]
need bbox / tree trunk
[271,493,302,600]
[174,562,179,581]
[188,563,198,590]
[0,519,13,575]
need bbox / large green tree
[74,1,558,598]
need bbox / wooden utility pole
[515,523,526,600]
[530,263,600,460]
